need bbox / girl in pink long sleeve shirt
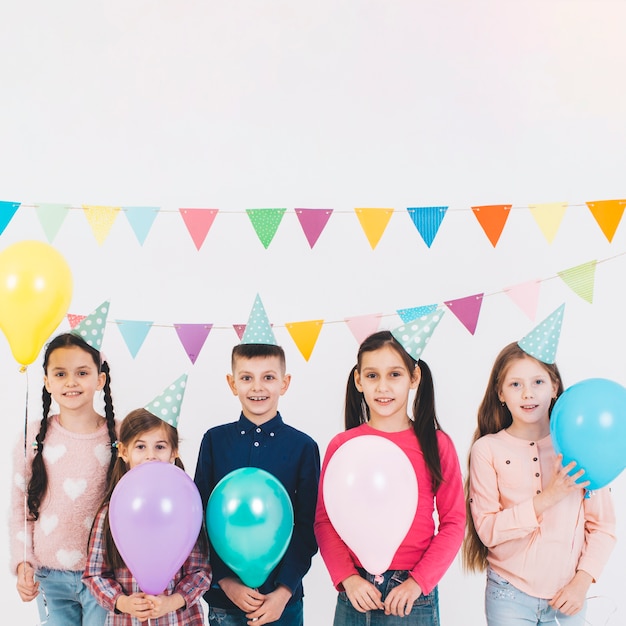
[314,330,465,625]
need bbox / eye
[510,381,520,388]
[264,375,275,381]
[365,372,377,379]
[241,375,251,382]
[55,372,66,378]
[534,379,545,385]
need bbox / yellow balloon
[0,240,73,366]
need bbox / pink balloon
[110,462,203,594]
[323,435,418,575]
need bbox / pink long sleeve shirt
[314,424,465,596]
[10,415,114,574]
[469,430,616,599]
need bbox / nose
[522,385,533,398]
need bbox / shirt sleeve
[409,432,466,596]
[172,530,213,607]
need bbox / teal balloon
[207,467,294,588]
[550,378,626,490]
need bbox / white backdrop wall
[1,2,625,624]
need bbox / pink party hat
[517,303,565,364]
[390,308,445,359]
[240,294,277,345]
[71,300,110,350]
[144,373,188,428]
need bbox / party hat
[240,294,277,345]
[518,303,565,364]
[144,373,188,428]
[390,307,445,359]
[71,300,110,350]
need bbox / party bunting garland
[1,199,625,249]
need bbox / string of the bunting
[1,199,625,249]
[67,251,625,364]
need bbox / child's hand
[245,584,292,625]
[16,561,39,602]
[342,574,385,613]
[115,592,154,621]
[144,592,186,618]
[219,577,265,613]
[383,576,422,617]
[534,454,589,515]
[549,570,592,616]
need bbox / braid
[100,361,118,481]
[27,389,53,520]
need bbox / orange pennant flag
[471,204,512,247]
[585,199,626,243]
[285,319,324,361]
[354,208,394,249]
[82,205,121,245]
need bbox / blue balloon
[550,378,626,490]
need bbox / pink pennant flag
[179,208,218,250]
[233,324,246,340]
[344,314,382,344]
[294,208,333,248]
[67,314,86,329]
[174,323,213,364]
[503,280,541,320]
[444,293,484,335]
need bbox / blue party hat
[240,294,277,345]
[518,304,565,364]
[390,307,445,359]
[72,300,110,350]
[144,373,188,428]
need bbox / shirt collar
[237,411,284,435]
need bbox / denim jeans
[208,598,303,626]
[485,568,587,626]
[333,569,439,626]
[34,568,107,626]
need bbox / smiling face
[498,355,558,439]
[227,355,291,425]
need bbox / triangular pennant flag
[174,323,213,364]
[71,300,110,349]
[396,303,439,324]
[585,199,626,243]
[344,314,382,344]
[444,293,484,335]
[144,373,188,428]
[354,208,394,249]
[557,260,597,303]
[285,319,324,361]
[528,202,568,244]
[67,314,86,329]
[246,208,286,249]
[82,205,121,245]
[241,294,277,345]
[116,320,153,358]
[390,308,445,359]
[0,201,21,236]
[233,324,246,340]
[503,280,541,321]
[471,204,512,247]
[518,304,565,364]
[179,208,219,250]
[35,203,70,243]
[123,206,160,245]
[294,208,333,248]
[406,206,448,248]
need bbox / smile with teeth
[64,391,81,396]
[249,396,268,401]
[376,398,393,404]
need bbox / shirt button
[270,432,275,437]
[536,490,541,494]
[256,428,261,433]
[240,430,245,435]
[533,457,538,462]
[530,442,535,446]
[254,442,260,447]
[505,460,511,464]
[535,473,540,477]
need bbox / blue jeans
[208,598,303,625]
[485,568,587,626]
[34,568,107,626]
[333,569,439,625]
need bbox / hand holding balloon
[534,455,590,516]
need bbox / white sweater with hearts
[10,415,113,575]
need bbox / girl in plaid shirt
[84,407,211,625]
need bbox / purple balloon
[109,462,203,594]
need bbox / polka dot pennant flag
[241,294,277,345]
[390,308,445,359]
[517,303,565,364]
[144,373,188,428]
[71,300,110,350]
[246,208,286,249]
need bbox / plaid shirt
[84,504,211,626]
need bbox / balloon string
[22,366,29,566]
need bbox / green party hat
[72,300,110,350]
[240,294,277,345]
[518,303,565,364]
[390,307,445,359]
[144,373,188,428]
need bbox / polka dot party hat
[71,300,110,350]
[241,294,277,345]
[144,373,188,428]
[517,303,565,364]
[390,307,445,359]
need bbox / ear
[43,375,51,393]
[354,369,363,393]
[280,373,291,396]
[226,373,238,396]
[96,371,106,391]
[117,442,129,464]
[410,364,421,390]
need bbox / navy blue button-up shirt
[194,412,320,609]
